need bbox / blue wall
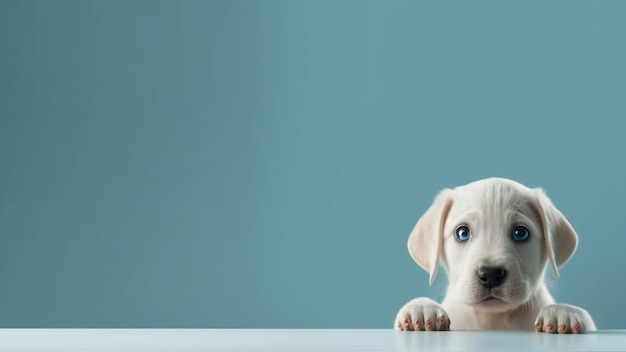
[1,0,624,328]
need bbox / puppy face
[440,182,547,312]
[407,178,578,312]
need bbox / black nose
[477,267,507,289]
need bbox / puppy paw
[535,304,596,334]
[394,297,450,331]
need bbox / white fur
[394,178,595,333]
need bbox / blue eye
[455,225,471,242]
[513,226,530,241]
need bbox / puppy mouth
[478,296,507,305]
[464,279,529,309]
[471,290,513,307]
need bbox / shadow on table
[394,330,602,352]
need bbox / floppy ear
[407,190,453,285]
[533,188,578,277]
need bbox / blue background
[1,1,624,328]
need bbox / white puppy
[394,178,595,333]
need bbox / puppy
[394,178,595,333]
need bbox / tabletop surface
[1,329,625,352]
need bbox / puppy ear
[533,189,578,277]
[407,190,453,285]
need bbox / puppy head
[407,178,578,311]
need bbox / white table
[0,329,625,351]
